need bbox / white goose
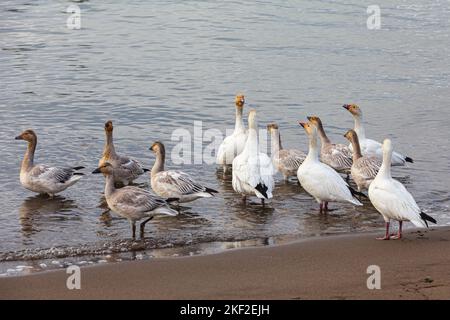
[297,121,363,213]
[216,94,248,173]
[267,123,306,181]
[343,104,413,166]
[150,141,218,203]
[232,109,275,205]
[92,162,178,239]
[15,130,84,197]
[368,139,436,240]
[344,129,381,192]
[307,116,352,173]
[99,120,148,185]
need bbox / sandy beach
[1,227,450,300]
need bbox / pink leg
[391,221,402,240]
[377,221,390,240]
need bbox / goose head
[298,121,318,138]
[266,123,279,133]
[15,129,37,142]
[248,109,258,130]
[104,120,114,133]
[343,104,362,117]
[382,138,393,156]
[343,129,358,142]
[235,94,245,109]
[149,141,166,155]
[306,116,324,129]
[92,162,114,175]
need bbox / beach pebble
[39,263,47,268]
[51,260,60,265]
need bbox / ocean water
[0,0,449,275]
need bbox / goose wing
[276,149,306,172]
[353,156,381,180]
[112,187,167,213]
[154,171,207,195]
[118,156,145,175]
[29,165,79,184]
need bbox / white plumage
[297,121,362,212]
[368,139,436,240]
[216,94,248,173]
[343,104,413,166]
[232,109,275,203]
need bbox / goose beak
[298,121,306,128]
[306,116,312,121]
[92,168,102,174]
[15,135,22,140]
[342,104,350,110]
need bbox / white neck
[234,106,245,133]
[377,146,392,179]
[244,128,259,157]
[353,115,366,141]
[104,174,116,198]
[306,132,320,162]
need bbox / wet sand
[1,227,450,300]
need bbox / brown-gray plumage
[92,162,177,239]
[344,129,381,191]
[99,120,148,185]
[267,123,306,181]
[307,116,352,173]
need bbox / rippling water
[1,0,449,275]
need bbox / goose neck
[234,106,245,133]
[151,150,165,176]
[21,139,36,172]
[353,115,366,141]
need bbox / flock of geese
[15,95,436,240]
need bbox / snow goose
[216,94,248,173]
[232,109,275,205]
[368,139,436,240]
[344,129,381,192]
[99,120,148,185]
[343,104,413,166]
[267,123,306,181]
[297,122,363,213]
[150,141,218,203]
[92,162,178,239]
[307,116,352,173]
[15,130,84,197]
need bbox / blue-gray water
[1,0,449,275]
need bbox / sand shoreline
[1,227,450,300]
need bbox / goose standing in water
[92,163,178,239]
[297,121,363,213]
[344,129,381,192]
[150,142,218,203]
[267,123,306,181]
[99,120,148,185]
[15,130,84,197]
[216,94,248,174]
[307,116,352,173]
[368,139,436,240]
[232,109,275,205]
[343,104,413,166]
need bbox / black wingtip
[143,168,150,172]
[348,186,368,199]
[73,172,85,176]
[166,197,179,203]
[205,187,219,195]
[405,157,414,163]
[72,166,85,171]
[255,183,269,199]
[420,212,437,227]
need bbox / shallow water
[1,0,449,274]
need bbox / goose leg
[140,216,154,238]
[131,222,136,239]
[319,202,324,213]
[377,222,390,240]
[391,221,402,240]
[261,199,265,207]
[242,195,247,204]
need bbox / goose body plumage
[344,129,381,191]
[150,142,218,203]
[297,121,362,212]
[15,130,84,197]
[368,139,436,239]
[216,94,248,173]
[232,110,275,201]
